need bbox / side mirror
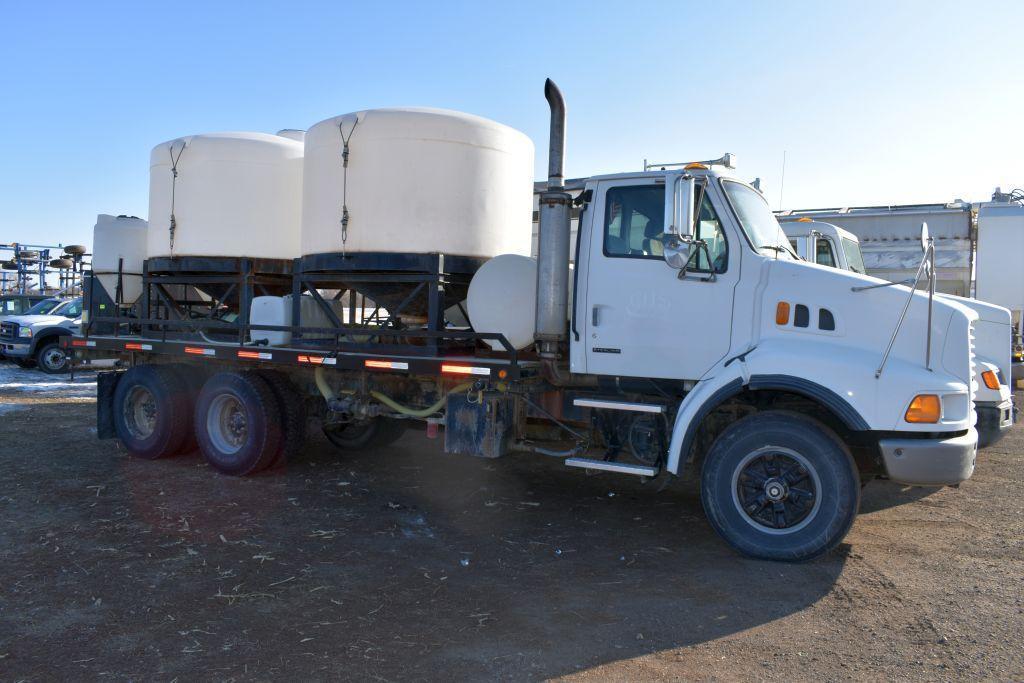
[919,221,930,252]
[663,175,695,270]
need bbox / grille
[0,321,17,341]
[968,320,977,404]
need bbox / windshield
[50,298,82,318]
[841,237,866,274]
[24,299,59,315]
[722,180,795,258]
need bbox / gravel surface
[0,364,1021,680]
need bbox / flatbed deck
[67,334,535,380]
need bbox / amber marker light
[775,302,791,325]
[981,370,1000,390]
[905,394,941,423]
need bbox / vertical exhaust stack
[535,78,572,358]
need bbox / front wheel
[701,411,860,562]
[35,340,70,374]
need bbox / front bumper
[0,341,31,358]
[879,428,978,486]
[976,398,1015,449]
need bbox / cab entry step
[572,397,665,413]
[565,457,659,477]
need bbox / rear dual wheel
[113,365,196,460]
[194,372,282,476]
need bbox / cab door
[581,177,740,380]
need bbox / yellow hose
[370,383,472,418]
[314,366,471,418]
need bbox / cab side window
[691,190,727,273]
[603,185,665,258]
[603,183,728,273]
[815,238,836,268]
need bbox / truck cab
[782,219,1015,447]
[560,159,979,558]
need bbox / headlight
[18,327,32,338]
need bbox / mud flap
[96,371,121,439]
[444,392,515,458]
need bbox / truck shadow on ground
[103,428,851,679]
[2,402,853,680]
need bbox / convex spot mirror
[663,174,696,270]
[919,221,930,252]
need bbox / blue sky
[1,0,1021,249]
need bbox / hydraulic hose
[370,383,471,418]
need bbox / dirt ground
[0,365,1021,681]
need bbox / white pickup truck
[782,219,1015,447]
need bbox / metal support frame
[86,251,519,361]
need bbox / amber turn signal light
[775,302,790,325]
[905,394,941,423]
[981,370,1000,391]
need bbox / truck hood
[3,314,73,327]
[937,294,1012,384]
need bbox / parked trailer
[976,201,1024,371]
[776,203,974,296]
[70,80,981,562]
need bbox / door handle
[592,305,600,327]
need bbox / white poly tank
[147,132,303,259]
[92,214,148,304]
[301,108,534,258]
[467,254,538,351]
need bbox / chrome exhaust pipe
[535,78,572,357]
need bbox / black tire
[49,258,74,269]
[251,369,306,468]
[700,411,860,562]
[113,365,194,460]
[35,340,70,374]
[195,372,282,476]
[323,417,405,450]
[161,362,203,454]
[63,245,88,256]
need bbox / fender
[29,326,74,353]
[665,366,870,474]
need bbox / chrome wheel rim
[731,446,822,535]
[124,385,157,440]
[207,394,247,457]
[41,347,67,371]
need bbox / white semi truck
[781,219,1014,447]
[70,80,981,562]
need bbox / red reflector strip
[124,342,152,351]
[365,359,409,370]
[238,350,273,360]
[71,339,95,348]
[441,364,491,376]
[184,346,216,356]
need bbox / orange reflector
[238,350,272,360]
[796,217,813,222]
[683,162,709,170]
[71,339,90,347]
[365,359,409,371]
[124,342,144,351]
[498,369,508,379]
[981,370,1000,390]
[185,346,215,356]
[441,364,491,376]
[905,394,941,423]
[775,301,791,325]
